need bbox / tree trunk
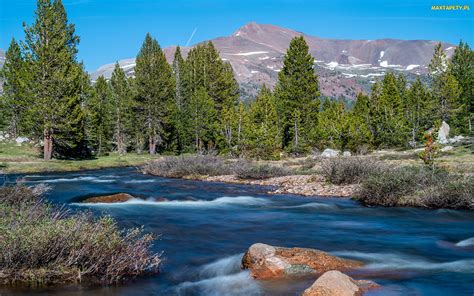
[149,134,156,155]
[43,129,53,161]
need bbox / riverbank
[142,145,474,209]
[0,142,159,174]
[0,185,161,286]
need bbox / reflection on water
[1,168,473,296]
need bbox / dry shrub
[0,185,161,285]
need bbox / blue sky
[1,0,473,71]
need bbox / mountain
[90,23,456,99]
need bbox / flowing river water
[1,167,473,295]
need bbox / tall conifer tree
[135,34,175,154]
[110,63,133,154]
[274,36,320,153]
[22,0,86,160]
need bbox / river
[1,167,473,295]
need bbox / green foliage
[170,46,192,153]
[189,88,218,151]
[110,63,133,154]
[405,78,435,146]
[135,34,175,154]
[86,76,113,155]
[449,41,474,134]
[22,0,88,159]
[1,38,29,137]
[275,36,320,153]
[244,86,281,159]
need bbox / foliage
[142,154,231,178]
[355,166,473,209]
[134,34,175,154]
[274,36,320,154]
[233,160,290,180]
[0,185,161,285]
[321,157,384,185]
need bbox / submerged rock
[82,193,135,203]
[241,243,363,279]
[302,270,379,296]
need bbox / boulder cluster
[241,243,379,296]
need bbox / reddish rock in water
[302,270,379,296]
[241,243,364,280]
[82,193,135,203]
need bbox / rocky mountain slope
[3,23,455,100]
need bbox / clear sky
[1,0,473,71]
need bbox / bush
[0,185,161,285]
[321,157,384,185]
[233,160,290,180]
[420,176,474,210]
[354,166,473,210]
[143,155,232,178]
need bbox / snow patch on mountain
[227,51,269,56]
[406,64,420,70]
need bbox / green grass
[0,142,159,174]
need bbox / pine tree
[428,42,463,126]
[245,86,281,159]
[171,46,191,152]
[405,78,434,146]
[135,33,175,154]
[189,88,217,151]
[346,93,373,152]
[1,38,28,138]
[370,73,407,147]
[449,41,474,134]
[22,0,86,160]
[274,36,320,153]
[186,42,240,150]
[314,99,347,150]
[86,75,113,155]
[110,63,133,154]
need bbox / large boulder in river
[302,270,379,296]
[241,243,363,279]
[82,193,135,203]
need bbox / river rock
[342,151,352,157]
[440,145,454,152]
[302,270,379,296]
[437,121,450,144]
[321,149,340,158]
[82,193,135,203]
[241,243,364,279]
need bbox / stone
[241,243,363,280]
[82,193,135,203]
[342,151,351,157]
[440,146,454,152]
[437,121,450,144]
[15,137,29,144]
[447,135,464,144]
[321,148,340,158]
[302,270,379,296]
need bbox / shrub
[143,155,232,178]
[0,185,161,285]
[321,157,384,185]
[420,176,474,210]
[354,166,421,206]
[354,166,473,210]
[233,160,290,180]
